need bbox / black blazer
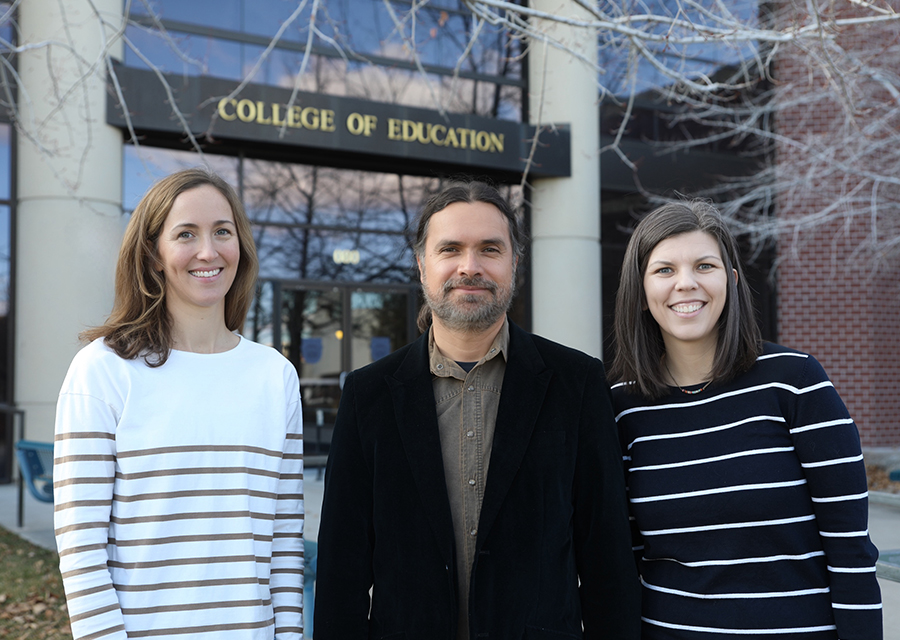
[314,321,640,640]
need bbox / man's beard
[422,273,515,333]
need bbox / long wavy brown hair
[82,168,259,366]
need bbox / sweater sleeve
[787,355,882,640]
[54,390,128,640]
[272,374,305,639]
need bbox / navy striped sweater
[612,343,881,640]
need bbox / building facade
[2,0,896,480]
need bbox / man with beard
[314,181,640,640]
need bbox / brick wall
[775,1,900,447]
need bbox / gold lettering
[301,107,319,129]
[217,98,237,121]
[416,122,430,145]
[388,118,402,140]
[458,128,471,149]
[287,105,302,128]
[430,124,447,145]
[255,101,271,125]
[236,99,256,123]
[475,131,491,152]
[321,109,336,132]
[444,127,459,148]
[489,132,504,153]
[402,120,417,142]
[347,112,365,135]
[271,104,286,127]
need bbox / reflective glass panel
[351,290,409,370]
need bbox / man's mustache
[441,276,498,295]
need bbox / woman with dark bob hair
[54,168,305,640]
[609,200,881,639]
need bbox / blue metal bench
[15,440,54,527]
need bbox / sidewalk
[3,480,898,637]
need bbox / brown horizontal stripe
[114,577,261,592]
[108,554,268,570]
[113,488,277,503]
[272,550,304,558]
[55,453,116,464]
[109,532,257,547]
[270,567,303,574]
[285,433,302,440]
[56,521,110,535]
[81,623,126,640]
[110,510,275,525]
[121,598,269,616]
[274,513,304,520]
[283,452,303,460]
[275,627,304,636]
[276,493,304,501]
[55,499,113,512]
[61,563,108,579]
[66,583,115,600]
[54,477,115,489]
[279,473,303,480]
[115,466,279,481]
[273,531,302,539]
[117,444,283,459]
[127,617,274,637]
[55,431,115,441]
[68,602,121,623]
[273,606,303,614]
[269,586,302,594]
[59,542,108,558]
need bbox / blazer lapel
[387,333,456,564]
[477,323,552,546]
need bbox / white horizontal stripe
[642,577,829,599]
[757,352,808,361]
[820,529,868,538]
[642,514,815,536]
[811,491,867,503]
[832,602,882,610]
[827,565,876,573]
[801,454,864,469]
[631,479,807,504]
[628,415,786,450]
[643,617,835,635]
[630,447,794,472]
[644,551,825,567]
[615,381,833,421]
[789,418,854,434]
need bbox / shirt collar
[428,317,509,379]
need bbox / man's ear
[416,255,425,284]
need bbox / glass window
[123,146,240,212]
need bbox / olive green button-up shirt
[428,319,509,640]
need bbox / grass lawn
[0,526,71,639]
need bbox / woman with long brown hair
[610,200,881,640]
[53,168,304,640]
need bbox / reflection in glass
[351,290,409,370]
[284,287,343,456]
[0,125,10,200]
[123,146,239,211]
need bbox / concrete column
[16,0,125,441]
[528,0,601,357]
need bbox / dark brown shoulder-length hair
[412,179,526,333]
[608,199,762,398]
[81,167,259,366]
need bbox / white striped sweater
[612,343,881,640]
[54,337,304,640]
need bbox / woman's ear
[733,268,739,284]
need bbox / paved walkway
[3,481,898,637]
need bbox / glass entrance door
[247,280,418,458]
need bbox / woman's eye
[656,267,672,274]
[215,228,231,236]
[178,231,192,239]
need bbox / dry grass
[867,463,900,495]
[0,526,71,640]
